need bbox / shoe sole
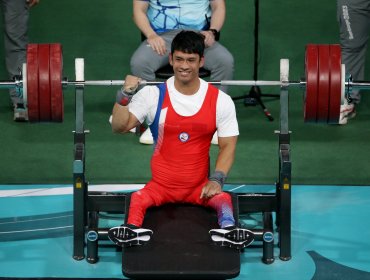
[14,117,28,122]
[108,226,153,247]
[139,139,154,145]
[14,112,29,122]
[139,129,154,145]
[339,105,356,125]
[211,235,254,249]
[339,111,356,124]
[210,228,254,249]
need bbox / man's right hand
[116,75,142,106]
[123,75,141,93]
[146,34,167,56]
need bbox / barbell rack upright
[72,60,87,260]
[276,64,292,261]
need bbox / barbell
[0,43,369,124]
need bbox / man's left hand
[200,180,222,199]
[200,30,216,48]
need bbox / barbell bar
[1,43,370,124]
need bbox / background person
[337,0,370,124]
[130,0,233,144]
[0,0,40,121]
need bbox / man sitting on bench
[109,30,254,250]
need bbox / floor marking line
[0,225,73,234]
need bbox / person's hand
[200,30,216,48]
[146,34,167,56]
[123,75,141,93]
[116,75,141,106]
[26,0,39,7]
[200,180,222,199]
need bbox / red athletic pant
[127,180,235,228]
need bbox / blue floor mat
[0,184,370,280]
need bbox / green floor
[0,0,369,185]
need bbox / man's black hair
[171,30,205,57]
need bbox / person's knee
[215,192,232,202]
[208,192,233,207]
[213,50,234,71]
[221,51,234,68]
[130,190,155,209]
[130,55,156,80]
[205,47,234,80]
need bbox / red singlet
[127,82,234,228]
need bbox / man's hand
[200,180,222,199]
[146,34,167,56]
[200,30,216,48]
[123,75,141,93]
[116,75,141,106]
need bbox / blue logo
[263,231,274,243]
[178,132,190,142]
[87,230,98,242]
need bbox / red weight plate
[317,45,330,123]
[304,44,319,122]
[328,45,342,124]
[50,43,64,122]
[26,44,39,122]
[38,44,52,121]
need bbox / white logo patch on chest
[178,132,190,143]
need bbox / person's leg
[184,186,235,228]
[130,30,179,80]
[337,0,370,104]
[127,186,166,227]
[186,187,254,249]
[203,42,234,93]
[205,192,235,228]
[130,41,167,80]
[2,0,29,105]
[206,192,254,249]
[108,182,169,247]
